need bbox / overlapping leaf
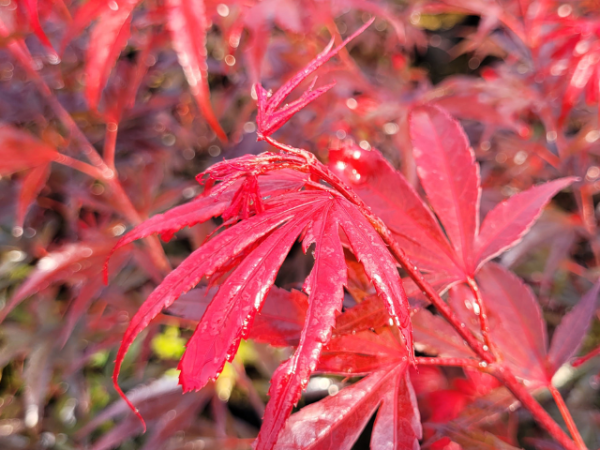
[167,286,308,347]
[275,363,420,450]
[329,144,462,279]
[16,163,51,228]
[547,280,600,373]
[449,263,548,384]
[111,182,412,443]
[408,105,576,277]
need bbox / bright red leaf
[410,104,480,275]
[165,0,227,142]
[475,178,578,269]
[329,143,463,279]
[255,19,374,139]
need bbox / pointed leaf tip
[112,374,147,433]
[256,18,374,138]
[410,104,479,275]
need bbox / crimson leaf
[274,361,420,450]
[474,177,577,269]
[410,104,480,275]
[255,19,374,138]
[329,144,463,279]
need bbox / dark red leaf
[165,0,227,141]
[167,286,308,347]
[410,105,480,275]
[475,263,548,384]
[371,370,422,450]
[249,288,308,347]
[547,280,600,373]
[475,178,577,269]
[412,308,477,359]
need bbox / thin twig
[548,384,587,449]
[415,357,482,368]
[104,122,119,170]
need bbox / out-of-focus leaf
[23,340,53,429]
[431,424,522,450]
[60,0,111,51]
[1,241,121,323]
[23,0,57,57]
[85,0,138,110]
[16,162,51,228]
[547,280,600,373]
[0,125,57,175]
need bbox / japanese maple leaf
[107,20,413,447]
[255,18,374,139]
[273,327,421,450]
[109,166,412,448]
[330,105,576,285]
